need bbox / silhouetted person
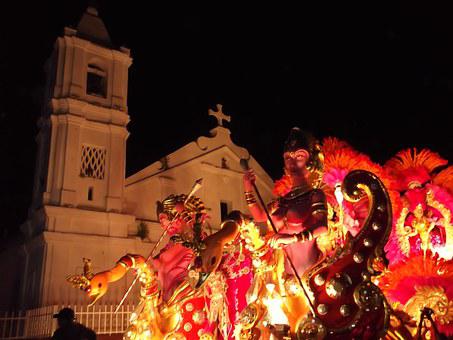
[415,307,448,340]
[52,307,96,340]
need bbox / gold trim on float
[300,170,393,337]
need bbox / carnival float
[67,128,452,339]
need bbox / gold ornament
[66,258,94,291]
[396,207,411,257]
[325,278,345,299]
[396,190,453,260]
[404,285,453,326]
[183,322,192,332]
[238,303,261,330]
[296,314,326,340]
[192,310,207,325]
[199,332,214,340]
[354,281,383,311]
[340,304,351,317]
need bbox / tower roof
[76,6,112,47]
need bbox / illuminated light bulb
[263,283,289,325]
[266,283,275,293]
[289,284,299,295]
[334,183,344,205]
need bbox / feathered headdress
[385,148,448,191]
[434,166,453,195]
[322,137,386,188]
[156,194,206,221]
[385,148,447,174]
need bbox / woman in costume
[243,127,328,275]
[241,127,329,335]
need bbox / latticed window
[80,145,106,180]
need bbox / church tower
[30,5,132,220]
[18,6,142,309]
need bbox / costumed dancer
[241,128,394,339]
[244,127,328,275]
[241,127,329,336]
[68,193,239,339]
[378,148,453,338]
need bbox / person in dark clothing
[52,307,96,340]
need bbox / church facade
[0,6,274,312]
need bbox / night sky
[0,1,452,239]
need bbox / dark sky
[0,1,452,237]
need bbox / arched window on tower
[86,64,107,97]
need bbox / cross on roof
[209,104,231,127]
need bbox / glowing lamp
[334,183,344,205]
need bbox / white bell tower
[19,6,139,309]
[40,6,131,214]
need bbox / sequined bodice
[270,186,325,273]
[271,187,314,232]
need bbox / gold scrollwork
[237,303,262,330]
